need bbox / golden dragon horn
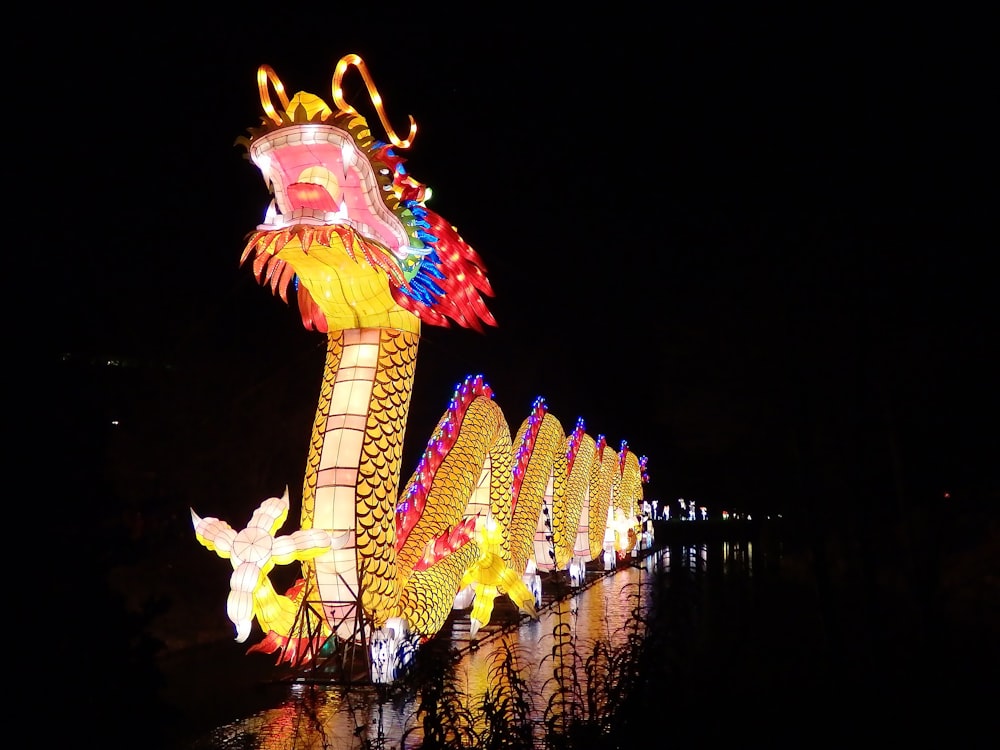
[332,53,417,149]
[256,64,292,126]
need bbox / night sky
[43,8,993,529]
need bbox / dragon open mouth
[235,61,497,334]
[249,123,411,257]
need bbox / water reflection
[188,541,757,749]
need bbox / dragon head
[236,55,496,334]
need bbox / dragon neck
[299,326,419,633]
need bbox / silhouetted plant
[478,638,535,749]
[401,635,479,749]
[541,599,586,748]
[301,686,333,750]
[341,549,698,748]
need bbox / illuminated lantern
[192,55,651,678]
[191,489,332,643]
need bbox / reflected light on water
[190,542,757,749]
[723,540,754,576]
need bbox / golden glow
[298,166,342,204]
[248,233,419,333]
[193,59,651,675]
[332,54,416,148]
[257,64,290,126]
[192,489,332,642]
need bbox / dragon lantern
[192,54,648,681]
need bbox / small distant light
[111,420,120,426]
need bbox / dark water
[170,540,765,749]
[139,519,995,749]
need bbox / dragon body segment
[192,56,648,672]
